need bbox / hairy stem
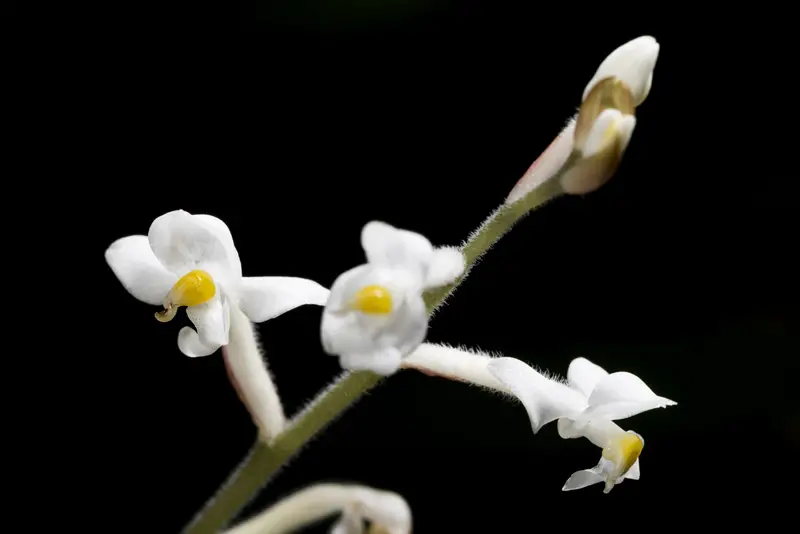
[182,173,566,534]
[401,343,508,392]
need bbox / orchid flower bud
[561,36,659,194]
[560,77,637,194]
[506,35,659,202]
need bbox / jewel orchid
[487,356,676,493]
[222,483,411,534]
[182,34,667,533]
[105,209,330,357]
[105,209,330,439]
[321,221,464,375]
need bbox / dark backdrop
[16,1,798,531]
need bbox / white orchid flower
[105,209,330,357]
[321,221,464,375]
[487,356,676,493]
[223,483,411,534]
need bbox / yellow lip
[603,432,644,476]
[155,269,216,322]
[351,284,393,315]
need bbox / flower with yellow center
[487,356,676,493]
[105,209,330,358]
[321,221,465,376]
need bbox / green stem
[182,176,565,534]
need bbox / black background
[14,1,799,532]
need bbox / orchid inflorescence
[106,36,672,533]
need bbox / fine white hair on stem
[283,370,359,436]
[426,205,509,318]
[223,303,286,442]
[222,483,412,534]
[402,343,512,394]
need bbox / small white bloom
[582,35,660,107]
[321,221,464,376]
[488,356,675,492]
[105,209,330,357]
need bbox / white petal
[617,115,636,154]
[581,108,626,158]
[582,35,660,106]
[186,293,230,348]
[487,358,586,433]
[177,326,220,357]
[556,418,584,439]
[566,357,608,398]
[325,265,370,313]
[105,235,177,305]
[506,118,576,205]
[238,276,330,322]
[339,347,403,376]
[193,214,242,279]
[576,371,677,424]
[361,221,433,273]
[562,466,605,491]
[390,292,428,357]
[352,487,412,534]
[423,246,465,288]
[579,419,629,449]
[148,210,238,285]
[321,308,362,356]
[625,458,641,480]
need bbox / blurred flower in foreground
[506,35,660,202]
[321,221,464,375]
[488,356,675,493]
[105,209,330,357]
[223,483,411,534]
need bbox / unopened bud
[561,77,637,194]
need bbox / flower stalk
[223,304,286,442]
[401,343,507,391]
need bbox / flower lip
[155,269,217,322]
[351,284,394,315]
[604,431,644,476]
